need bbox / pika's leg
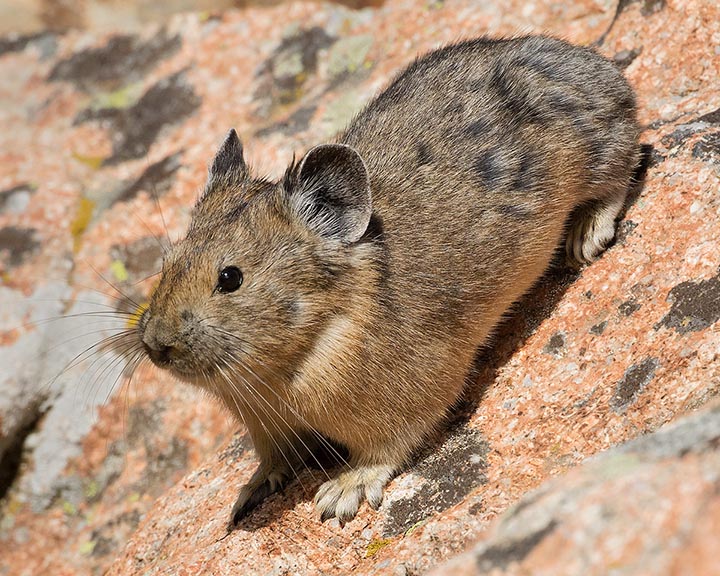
[565,192,626,268]
[314,464,395,524]
[228,415,317,529]
[229,459,291,527]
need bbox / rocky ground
[0,0,718,574]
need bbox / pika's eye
[216,266,243,293]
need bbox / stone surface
[0,0,718,575]
[433,401,720,576]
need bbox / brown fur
[138,35,640,525]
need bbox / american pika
[138,35,640,526]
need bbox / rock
[433,401,720,576]
[0,0,719,575]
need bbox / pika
[138,35,639,526]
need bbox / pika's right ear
[204,129,248,193]
[284,144,371,244]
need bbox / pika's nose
[141,317,175,367]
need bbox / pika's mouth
[138,318,213,382]
[141,344,204,381]
[142,342,173,368]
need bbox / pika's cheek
[286,298,313,326]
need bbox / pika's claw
[314,465,394,524]
[228,467,288,530]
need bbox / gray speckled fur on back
[340,35,638,333]
[345,36,637,196]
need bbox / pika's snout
[141,315,177,368]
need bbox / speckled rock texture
[433,401,720,576]
[0,0,718,575]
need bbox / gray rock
[0,284,127,510]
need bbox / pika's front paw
[228,467,288,529]
[314,465,394,524]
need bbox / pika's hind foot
[566,193,626,268]
[228,465,289,529]
[315,464,394,524]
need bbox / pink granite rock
[432,401,720,576]
[0,0,718,575]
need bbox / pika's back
[343,36,636,195]
[339,35,639,326]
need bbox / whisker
[215,364,311,492]
[128,202,170,258]
[130,270,162,286]
[41,326,136,359]
[21,310,137,330]
[76,335,138,408]
[84,260,142,310]
[246,356,350,470]
[100,345,144,409]
[149,177,172,248]
[65,280,143,309]
[204,330,340,479]
[21,297,137,311]
[233,361,332,480]
[206,323,350,471]
[235,375,320,485]
[210,348,322,486]
[43,330,138,395]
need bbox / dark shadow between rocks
[0,401,47,509]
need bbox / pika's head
[138,129,376,390]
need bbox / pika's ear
[205,129,248,192]
[286,144,371,244]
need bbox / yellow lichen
[84,479,100,500]
[62,500,77,516]
[404,520,425,536]
[70,197,95,253]
[5,496,22,515]
[90,83,142,111]
[110,259,129,283]
[365,538,393,558]
[71,152,106,170]
[78,540,96,556]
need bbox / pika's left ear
[204,129,248,194]
[286,144,371,244]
